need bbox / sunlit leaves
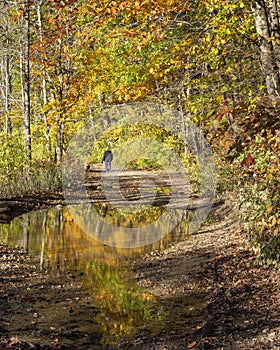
[1,0,263,160]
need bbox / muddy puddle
[0,204,193,345]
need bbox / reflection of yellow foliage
[84,261,160,345]
[93,202,164,228]
[2,205,188,345]
[71,203,189,250]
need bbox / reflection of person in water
[102,148,113,172]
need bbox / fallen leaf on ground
[187,341,197,348]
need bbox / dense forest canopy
[0,0,278,160]
[0,0,279,264]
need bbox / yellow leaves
[136,86,149,98]
[259,215,280,235]
[114,88,146,103]
[184,63,194,70]
[267,37,275,42]
[255,134,264,143]
[267,204,273,213]
[191,45,199,55]
[269,216,277,227]
[266,165,278,180]
[211,47,219,56]
[268,173,273,180]
[105,0,142,17]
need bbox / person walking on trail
[102,148,113,172]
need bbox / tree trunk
[22,216,30,253]
[252,0,280,100]
[37,0,51,159]
[54,36,67,164]
[23,0,32,161]
[0,5,12,136]
[55,112,63,164]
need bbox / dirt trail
[0,166,208,223]
[1,169,280,349]
[120,203,280,350]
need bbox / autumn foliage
[0,0,279,265]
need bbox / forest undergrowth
[213,100,280,268]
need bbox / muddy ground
[1,169,280,349]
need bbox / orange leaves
[134,1,141,10]
[187,341,197,348]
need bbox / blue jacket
[102,150,113,162]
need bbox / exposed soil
[123,204,280,350]
[1,168,280,349]
[0,244,103,350]
[0,193,64,224]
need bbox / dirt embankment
[0,193,64,224]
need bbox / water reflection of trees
[70,203,189,249]
[0,205,190,344]
[84,260,161,344]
